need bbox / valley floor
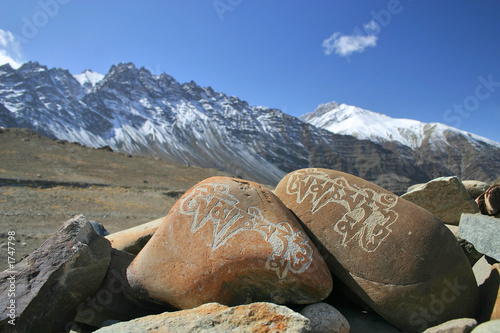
[0,183,176,271]
[0,127,231,271]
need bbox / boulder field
[1,169,499,332]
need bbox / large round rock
[127,177,333,309]
[274,168,479,333]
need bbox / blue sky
[1,0,499,142]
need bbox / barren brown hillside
[0,127,232,270]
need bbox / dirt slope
[0,127,232,270]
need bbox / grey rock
[448,225,482,267]
[462,180,490,200]
[94,302,312,333]
[446,224,460,237]
[300,302,350,333]
[473,256,493,286]
[458,213,500,261]
[470,319,500,332]
[0,215,111,333]
[423,318,477,333]
[74,249,164,328]
[90,220,110,236]
[459,238,484,266]
[402,176,479,225]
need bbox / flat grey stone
[473,256,493,286]
[458,213,500,261]
[423,318,477,333]
[470,319,500,332]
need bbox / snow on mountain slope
[1,61,499,193]
[300,101,500,150]
[73,69,104,93]
[0,62,302,186]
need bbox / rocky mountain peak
[74,69,105,92]
[18,61,47,73]
[0,63,14,74]
[1,61,499,194]
[300,101,340,122]
[105,62,139,81]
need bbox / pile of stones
[1,168,499,333]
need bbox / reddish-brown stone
[94,302,312,333]
[127,177,332,309]
[274,168,479,333]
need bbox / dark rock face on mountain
[302,102,500,192]
[415,129,500,187]
[1,62,498,194]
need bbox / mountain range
[300,102,500,150]
[1,61,499,194]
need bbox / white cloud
[0,29,24,68]
[322,20,379,57]
[363,20,380,34]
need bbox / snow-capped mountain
[73,69,105,94]
[300,102,500,150]
[1,61,499,194]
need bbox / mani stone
[106,216,165,255]
[274,168,479,333]
[401,176,479,225]
[458,213,500,261]
[127,177,333,310]
[94,302,312,333]
[0,215,111,333]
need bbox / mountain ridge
[1,61,499,194]
[300,101,500,149]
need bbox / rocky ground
[1,128,500,333]
[0,128,232,271]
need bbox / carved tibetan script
[286,169,399,252]
[179,183,313,278]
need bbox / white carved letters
[179,183,313,278]
[286,169,399,252]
